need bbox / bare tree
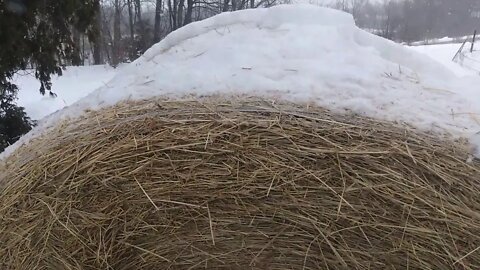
[154,0,163,42]
[222,0,230,12]
[177,0,186,27]
[134,0,143,25]
[112,0,122,66]
[184,0,194,25]
[168,0,177,30]
[92,2,104,65]
[127,0,135,42]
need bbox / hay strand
[0,97,479,269]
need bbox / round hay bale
[1,98,479,269]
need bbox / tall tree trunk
[112,0,121,67]
[92,2,103,65]
[232,0,237,11]
[135,0,147,48]
[239,0,247,10]
[127,0,134,41]
[184,0,193,26]
[100,10,112,64]
[169,0,178,30]
[82,36,86,65]
[72,28,82,65]
[154,0,163,43]
[92,40,103,65]
[134,0,143,23]
[127,0,135,59]
[250,0,254,8]
[134,0,147,52]
[177,0,185,28]
[222,0,230,12]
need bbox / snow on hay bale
[0,97,479,269]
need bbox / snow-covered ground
[409,35,475,46]
[5,5,480,159]
[409,43,480,76]
[13,65,117,120]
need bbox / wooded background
[79,0,480,66]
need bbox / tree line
[72,0,480,67]
[77,0,279,67]
[331,0,480,43]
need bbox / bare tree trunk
[239,0,247,10]
[92,40,103,65]
[134,0,147,52]
[222,0,230,11]
[169,0,178,30]
[82,35,86,65]
[112,0,121,67]
[101,10,112,64]
[177,0,185,28]
[127,0,136,59]
[184,0,193,25]
[72,27,82,66]
[127,0,135,41]
[250,0,254,8]
[92,2,104,65]
[154,0,163,43]
[232,0,237,11]
[134,0,143,24]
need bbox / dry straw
[0,97,479,269]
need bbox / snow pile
[13,65,117,120]
[4,4,480,158]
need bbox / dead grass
[0,97,479,269]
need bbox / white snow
[4,4,480,159]
[409,43,480,76]
[456,50,480,74]
[409,35,475,46]
[13,65,117,120]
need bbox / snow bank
[3,4,480,159]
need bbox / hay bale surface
[1,98,479,270]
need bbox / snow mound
[3,4,480,159]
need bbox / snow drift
[3,4,480,158]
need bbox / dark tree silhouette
[0,0,100,151]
